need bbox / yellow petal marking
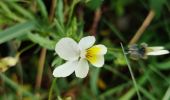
[85,45,102,63]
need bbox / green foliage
[0,21,35,44]
[0,0,169,100]
[150,0,166,18]
[36,0,48,18]
[86,0,103,10]
[55,0,64,25]
[27,33,56,50]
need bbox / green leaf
[0,1,26,22]
[67,17,78,36]
[0,21,35,44]
[51,57,63,67]
[90,67,100,96]
[54,19,65,35]
[86,0,103,10]
[7,2,34,19]
[37,0,48,18]
[27,33,56,50]
[150,0,166,18]
[155,61,170,70]
[139,86,157,100]
[56,0,64,25]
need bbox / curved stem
[18,44,35,56]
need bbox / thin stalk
[129,10,155,44]
[35,48,47,90]
[67,0,79,26]
[120,43,141,100]
[48,0,56,22]
[119,68,151,100]
[48,78,57,100]
[89,8,101,36]
[18,44,35,56]
[35,0,56,92]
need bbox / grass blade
[120,43,141,100]
[162,86,170,100]
[0,21,35,44]
[37,0,48,18]
[0,73,36,98]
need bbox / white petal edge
[55,38,80,61]
[91,55,104,67]
[147,46,164,50]
[53,61,78,77]
[147,50,169,56]
[78,36,95,50]
[75,58,89,78]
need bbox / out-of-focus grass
[0,0,170,100]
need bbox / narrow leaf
[27,33,56,50]
[0,21,35,44]
[37,0,48,18]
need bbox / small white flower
[146,46,169,56]
[53,36,107,78]
[128,43,169,60]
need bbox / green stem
[48,78,57,100]
[18,43,35,56]
[67,0,79,26]
[120,43,141,100]
[119,69,151,100]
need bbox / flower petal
[53,61,78,77]
[55,38,80,61]
[147,46,164,50]
[75,58,89,78]
[147,50,169,56]
[78,36,95,50]
[87,55,104,67]
[87,44,107,55]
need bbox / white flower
[128,43,169,60]
[146,46,169,56]
[53,36,107,78]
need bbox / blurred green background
[0,0,170,100]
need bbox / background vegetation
[0,0,170,100]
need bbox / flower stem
[48,78,57,100]
[35,48,46,90]
[67,0,80,26]
[18,44,35,56]
[89,8,102,36]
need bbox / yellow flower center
[85,46,101,63]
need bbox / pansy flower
[128,43,169,60]
[53,36,107,78]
